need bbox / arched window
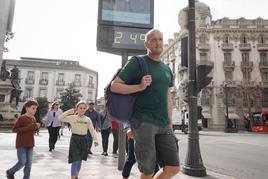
[240,34,248,44]
[223,34,230,44]
[258,34,265,44]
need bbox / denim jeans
[8,147,33,179]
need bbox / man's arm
[167,88,173,129]
[110,75,152,95]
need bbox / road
[176,130,268,179]
[0,129,267,179]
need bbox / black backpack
[104,56,148,123]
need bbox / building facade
[5,57,98,103]
[161,0,268,130]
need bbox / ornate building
[4,57,98,104]
[161,0,268,130]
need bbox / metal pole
[0,0,9,64]
[117,50,128,170]
[182,0,206,176]
[224,84,229,131]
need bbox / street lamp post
[182,0,206,177]
[224,83,229,131]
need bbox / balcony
[241,81,255,87]
[241,61,253,71]
[39,79,48,85]
[73,81,81,87]
[223,61,235,71]
[221,43,234,50]
[25,79,35,84]
[259,81,268,87]
[259,62,268,71]
[197,43,210,50]
[239,43,251,51]
[88,83,94,88]
[257,43,268,51]
[56,80,65,86]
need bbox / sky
[4,0,268,98]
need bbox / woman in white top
[59,101,98,179]
[43,101,63,152]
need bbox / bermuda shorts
[130,119,180,175]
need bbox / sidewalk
[0,129,236,179]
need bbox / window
[56,88,64,99]
[261,72,268,81]
[58,73,64,81]
[225,71,232,81]
[223,34,230,44]
[258,34,265,44]
[40,72,48,80]
[199,34,207,44]
[27,71,34,80]
[25,88,33,98]
[88,76,93,84]
[240,34,248,44]
[260,53,268,66]
[242,53,249,64]
[39,88,47,97]
[200,53,208,62]
[224,53,232,65]
[75,74,81,81]
[88,91,93,101]
[0,94,5,102]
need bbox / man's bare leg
[140,173,154,179]
[153,166,180,179]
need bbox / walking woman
[6,100,41,179]
[43,101,63,152]
[99,108,111,156]
[59,101,98,179]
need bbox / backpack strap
[133,55,148,76]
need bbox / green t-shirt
[119,55,173,127]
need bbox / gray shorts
[130,119,180,175]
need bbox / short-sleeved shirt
[119,55,173,127]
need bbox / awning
[226,113,241,120]
[202,112,212,119]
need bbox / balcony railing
[88,83,94,88]
[257,43,268,51]
[25,79,35,84]
[56,80,65,86]
[239,43,251,51]
[197,43,210,50]
[39,79,48,85]
[241,61,253,70]
[221,43,234,50]
[223,61,235,71]
[73,81,81,87]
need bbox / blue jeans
[8,147,33,179]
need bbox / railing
[222,43,234,50]
[25,79,35,84]
[239,43,251,50]
[73,81,81,87]
[197,43,210,50]
[257,43,268,51]
[56,80,65,86]
[223,61,235,70]
[39,79,48,85]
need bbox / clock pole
[117,50,128,170]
